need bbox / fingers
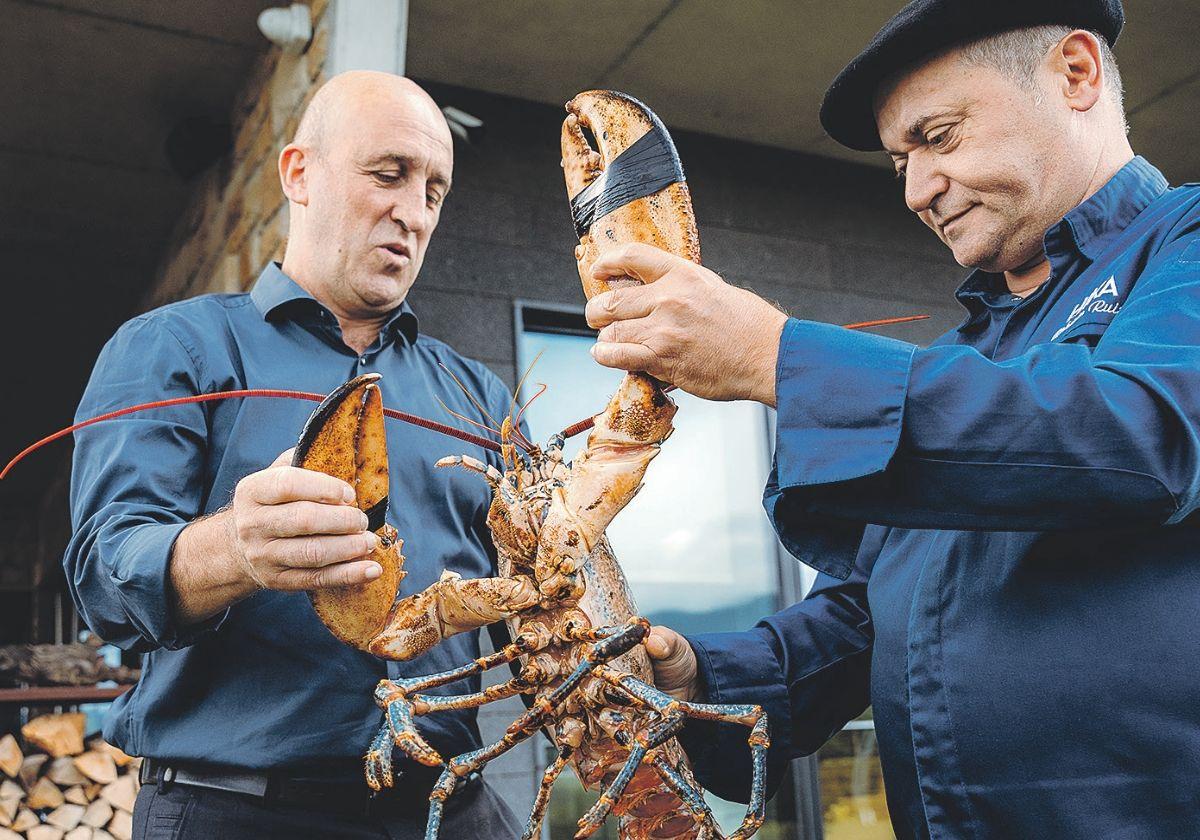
[264,531,377,568]
[585,284,656,330]
[275,559,383,590]
[260,500,370,538]
[590,341,661,376]
[243,465,355,506]
[590,243,679,286]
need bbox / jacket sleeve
[771,250,1200,579]
[64,316,226,652]
[676,526,883,803]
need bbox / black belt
[139,758,476,818]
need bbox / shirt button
[359,357,367,366]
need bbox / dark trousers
[132,776,523,840]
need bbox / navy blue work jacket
[683,158,1200,838]
[65,264,516,771]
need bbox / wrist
[751,310,788,407]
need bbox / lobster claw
[293,374,406,651]
[561,90,701,299]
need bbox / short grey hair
[959,25,1125,126]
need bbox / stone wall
[145,0,330,306]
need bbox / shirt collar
[954,156,1169,330]
[249,263,420,345]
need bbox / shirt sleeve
[64,315,227,652]
[772,252,1200,579]
[676,526,881,803]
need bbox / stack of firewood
[0,713,140,840]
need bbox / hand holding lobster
[167,447,384,626]
[585,244,789,405]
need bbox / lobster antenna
[437,363,505,435]
[512,382,548,431]
[504,350,545,450]
[434,396,532,453]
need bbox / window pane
[818,724,894,840]
[516,330,779,632]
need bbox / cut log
[0,736,20,778]
[12,808,38,832]
[22,713,86,758]
[27,826,67,840]
[93,832,114,840]
[64,785,88,805]
[83,783,101,802]
[0,828,21,840]
[72,753,116,786]
[19,754,49,790]
[0,797,15,826]
[84,740,132,770]
[106,809,131,840]
[27,776,66,809]
[0,781,19,800]
[98,775,135,814]
[46,757,88,787]
[81,799,111,828]
[0,640,138,688]
[47,803,86,831]
[65,828,93,840]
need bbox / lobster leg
[366,626,556,789]
[422,620,652,838]
[523,746,576,840]
[583,666,769,839]
[648,753,721,838]
[675,701,771,840]
[576,710,687,839]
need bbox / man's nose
[389,185,430,232]
[903,155,949,216]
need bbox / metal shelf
[0,686,132,704]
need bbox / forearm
[774,319,1200,528]
[169,510,257,627]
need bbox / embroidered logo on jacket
[1052,276,1122,340]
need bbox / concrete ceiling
[3,0,1199,507]
[407,0,1200,183]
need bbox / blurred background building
[2,1,1197,836]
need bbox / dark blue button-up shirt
[684,157,1200,837]
[66,264,516,771]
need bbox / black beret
[819,0,1125,151]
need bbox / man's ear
[279,144,309,205]
[1052,30,1104,113]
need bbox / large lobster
[294,92,770,840]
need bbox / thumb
[270,447,297,468]
[645,626,681,661]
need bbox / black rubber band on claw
[363,496,389,533]
[569,110,685,239]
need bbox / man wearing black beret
[584,0,1200,836]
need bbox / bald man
[66,72,523,839]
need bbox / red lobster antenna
[1,389,506,480]
[1,315,928,479]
